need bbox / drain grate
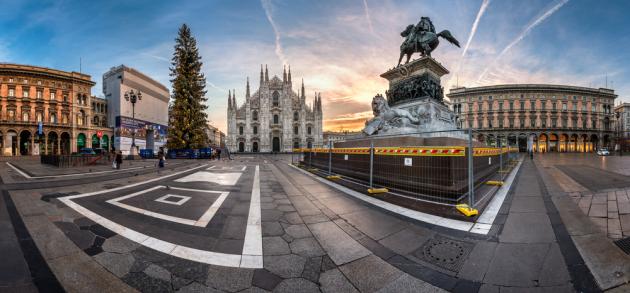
[413,235,473,272]
[614,237,630,255]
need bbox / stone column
[57,138,61,155]
[17,135,21,156]
[30,135,35,155]
[44,133,48,155]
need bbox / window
[8,88,14,97]
[509,101,514,111]
[294,126,299,135]
[509,118,514,128]
[22,112,29,122]
[8,109,15,120]
[253,126,257,134]
[572,103,577,111]
[77,111,85,126]
[520,119,525,128]
[273,114,279,124]
[563,119,568,127]
[581,104,586,111]
[552,102,557,111]
[63,95,68,102]
[541,118,546,128]
[50,92,56,100]
[37,80,42,85]
[8,78,14,83]
[520,101,525,110]
[582,120,587,129]
[252,111,258,121]
[498,119,503,128]
[272,91,279,107]
[62,114,68,124]
[36,112,42,122]
[562,103,567,111]
[239,126,243,135]
[541,101,546,110]
[293,111,299,121]
[531,118,536,128]
[488,119,493,128]
[22,90,29,98]
[591,104,596,112]
[307,126,312,135]
[488,102,492,111]
[552,119,557,128]
[498,102,503,111]
[477,118,483,128]
[50,113,57,123]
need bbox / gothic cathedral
[227,65,323,153]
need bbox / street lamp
[124,90,142,156]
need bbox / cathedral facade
[226,65,323,153]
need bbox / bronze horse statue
[397,17,460,66]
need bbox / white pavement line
[5,161,148,179]
[61,164,209,200]
[155,194,192,206]
[194,191,230,227]
[241,165,263,268]
[5,162,31,178]
[58,163,263,268]
[472,159,523,234]
[106,185,229,227]
[291,164,500,234]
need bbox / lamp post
[124,90,142,156]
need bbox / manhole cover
[614,237,630,255]
[413,236,473,272]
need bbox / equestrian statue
[397,17,461,66]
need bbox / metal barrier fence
[41,154,114,168]
[292,129,519,207]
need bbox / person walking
[115,151,123,170]
[157,147,165,169]
[217,148,222,160]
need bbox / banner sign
[96,130,103,138]
[38,122,43,135]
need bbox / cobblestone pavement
[1,154,626,292]
[536,153,630,239]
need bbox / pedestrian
[217,148,222,160]
[529,149,533,160]
[157,147,165,168]
[115,151,123,170]
[226,147,233,160]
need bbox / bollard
[369,140,374,189]
[499,137,503,180]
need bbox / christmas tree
[167,24,209,149]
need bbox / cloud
[461,0,491,58]
[477,0,569,82]
[260,0,288,65]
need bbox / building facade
[0,63,112,156]
[205,123,225,148]
[102,65,169,154]
[226,65,323,152]
[323,131,362,146]
[447,84,617,152]
[614,102,630,152]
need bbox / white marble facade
[227,65,323,153]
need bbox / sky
[2,0,630,132]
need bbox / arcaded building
[226,65,323,153]
[447,84,617,152]
[0,63,112,156]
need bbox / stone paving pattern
[4,155,629,292]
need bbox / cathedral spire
[228,90,234,111]
[260,64,264,86]
[246,77,250,98]
[301,79,305,99]
[265,65,269,82]
[283,65,287,83]
[288,65,292,84]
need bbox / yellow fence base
[486,180,504,186]
[456,204,479,217]
[367,188,389,194]
[326,175,341,180]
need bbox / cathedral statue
[397,17,461,66]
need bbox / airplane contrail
[462,0,491,58]
[362,0,375,34]
[261,0,288,65]
[477,0,569,82]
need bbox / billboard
[114,116,167,153]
